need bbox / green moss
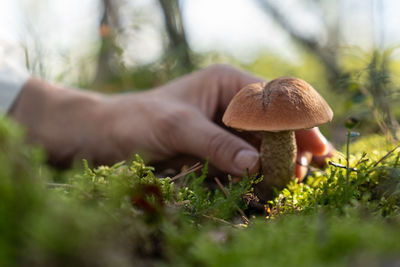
[0,117,400,266]
[265,134,400,218]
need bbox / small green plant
[1,116,400,266]
[265,131,400,219]
[344,117,360,199]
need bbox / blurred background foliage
[1,2,400,265]
[1,0,400,146]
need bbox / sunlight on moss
[266,133,400,219]
[0,117,400,266]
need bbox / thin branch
[214,177,250,225]
[355,152,369,167]
[328,161,357,172]
[255,0,341,82]
[157,0,194,70]
[202,214,235,227]
[296,161,327,175]
[373,146,400,168]
[169,162,203,182]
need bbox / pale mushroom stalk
[223,77,333,202]
[256,130,297,199]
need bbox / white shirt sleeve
[0,47,29,113]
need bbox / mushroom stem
[255,130,297,201]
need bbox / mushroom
[222,77,333,201]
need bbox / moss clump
[265,134,400,218]
[0,117,400,266]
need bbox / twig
[169,162,203,182]
[355,152,369,167]
[372,146,400,168]
[328,161,357,172]
[296,161,327,175]
[355,158,369,166]
[202,214,235,227]
[214,177,250,225]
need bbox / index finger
[295,127,329,156]
[212,65,263,110]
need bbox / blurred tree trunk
[256,0,399,142]
[255,0,343,89]
[93,0,121,87]
[157,0,194,74]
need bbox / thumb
[175,111,260,176]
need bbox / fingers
[295,151,313,181]
[173,110,260,176]
[295,127,329,156]
[295,127,335,180]
[296,144,335,180]
[312,143,335,168]
[156,65,263,119]
[208,64,263,110]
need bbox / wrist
[10,77,104,167]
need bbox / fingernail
[296,152,312,181]
[234,150,260,174]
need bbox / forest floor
[1,118,400,267]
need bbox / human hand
[98,65,333,178]
[295,128,334,180]
[10,65,333,178]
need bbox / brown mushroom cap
[222,77,333,131]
